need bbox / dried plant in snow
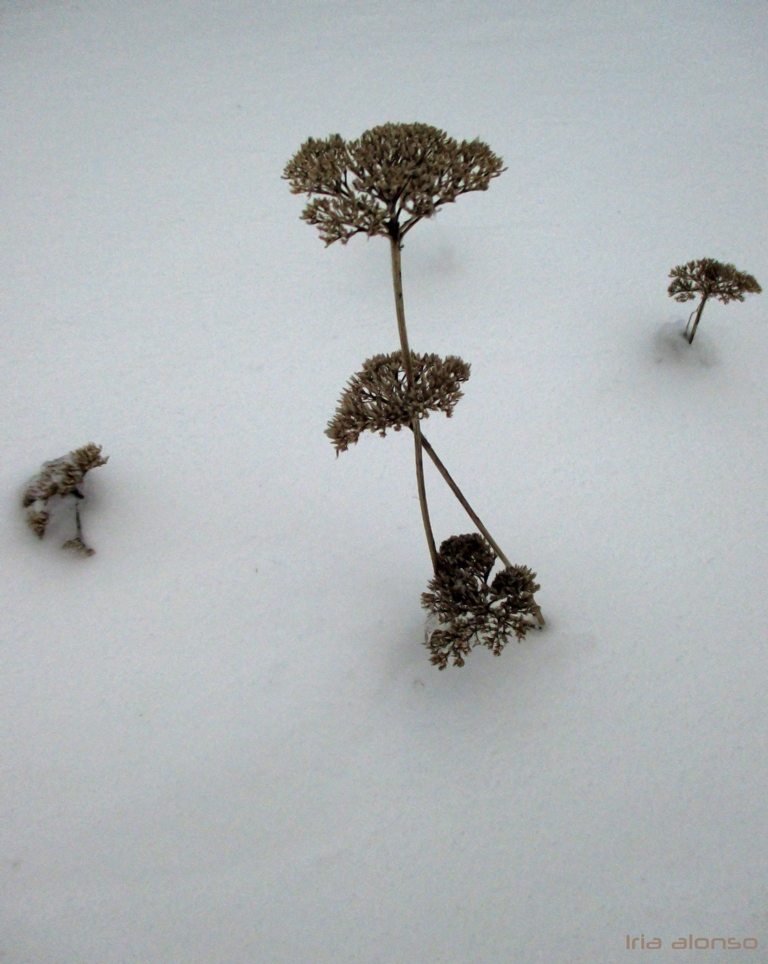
[422,534,542,670]
[60,535,96,558]
[22,443,108,554]
[668,258,762,344]
[326,350,471,453]
[285,122,543,667]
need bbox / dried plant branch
[422,534,542,669]
[668,258,762,344]
[22,443,108,554]
[415,430,545,627]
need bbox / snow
[1,1,766,960]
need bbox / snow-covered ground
[1,1,766,961]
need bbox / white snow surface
[1,1,767,961]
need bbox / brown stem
[389,235,438,573]
[418,432,509,565]
[687,294,708,344]
[416,430,545,626]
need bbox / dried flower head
[283,122,505,245]
[22,443,108,549]
[422,534,541,669]
[326,350,471,454]
[668,258,761,343]
[668,259,762,305]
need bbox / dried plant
[422,534,542,670]
[22,443,108,554]
[668,258,762,344]
[285,123,543,667]
[326,350,470,453]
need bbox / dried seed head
[284,122,505,245]
[326,351,471,453]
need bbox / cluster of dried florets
[668,259,761,304]
[22,443,108,553]
[283,123,505,246]
[325,350,471,453]
[668,258,762,344]
[422,534,542,670]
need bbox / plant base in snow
[325,350,470,453]
[22,443,108,555]
[422,534,542,670]
[668,258,761,344]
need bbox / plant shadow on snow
[650,319,719,369]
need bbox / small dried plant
[22,443,108,555]
[668,258,762,344]
[326,350,470,453]
[285,123,543,667]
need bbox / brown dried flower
[283,122,505,245]
[422,534,542,670]
[326,350,471,454]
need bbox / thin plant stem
[687,295,708,344]
[389,236,438,573]
[416,430,546,626]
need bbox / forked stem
[389,236,439,574]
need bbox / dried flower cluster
[422,534,542,670]
[287,122,543,669]
[668,259,761,305]
[22,443,108,553]
[668,258,762,344]
[283,122,505,245]
[326,350,471,453]
[60,536,96,558]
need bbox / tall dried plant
[668,258,761,344]
[285,123,543,667]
